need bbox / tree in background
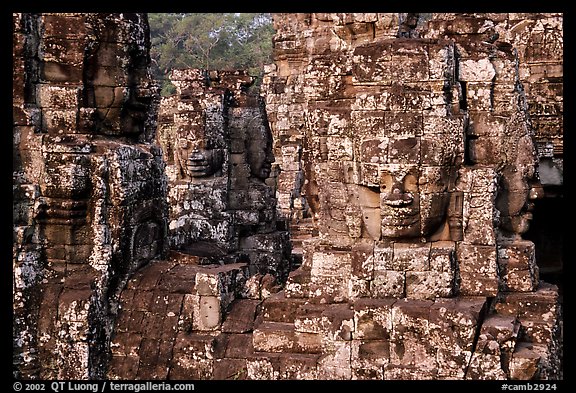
[149,13,275,95]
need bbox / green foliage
[149,13,275,95]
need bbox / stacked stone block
[13,13,168,379]
[107,254,253,379]
[14,12,562,381]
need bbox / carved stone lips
[188,165,210,171]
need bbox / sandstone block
[246,358,279,380]
[317,341,352,380]
[279,354,319,379]
[406,271,454,299]
[509,343,542,380]
[372,270,405,298]
[222,333,254,358]
[192,296,221,331]
[391,299,434,337]
[213,358,248,380]
[353,298,395,340]
[392,242,431,271]
[221,299,260,333]
[253,321,296,353]
[261,292,307,323]
[497,240,539,292]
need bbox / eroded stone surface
[14,12,562,381]
[13,13,167,379]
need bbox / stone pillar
[13,13,168,379]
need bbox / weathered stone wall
[258,12,562,380]
[13,13,168,379]
[14,12,562,381]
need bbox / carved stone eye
[404,173,418,192]
[379,172,393,191]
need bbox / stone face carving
[186,144,224,178]
[496,134,543,238]
[258,12,562,380]
[246,110,275,181]
[350,131,461,240]
[166,69,227,180]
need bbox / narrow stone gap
[463,296,493,379]
[489,63,496,111]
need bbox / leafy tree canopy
[148,13,275,95]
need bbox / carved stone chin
[186,148,223,178]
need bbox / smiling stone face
[348,113,463,241]
[496,134,543,238]
[355,157,454,240]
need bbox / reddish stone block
[222,299,261,333]
[108,355,139,380]
[132,290,154,311]
[494,283,559,320]
[224,333,255,358]
[253,322,296,352]
[279,353,320,379]
[261,292,307,323]
[353,298,395,340]
[138,338,160,367]
[213,358,248,380]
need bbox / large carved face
[352,132,457,240]
[357,163,451,240]
[247,121,274,180]
[83,16,154,137]
[496,135,542,236]
[178,105,226,179]
[380,165,450,238]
